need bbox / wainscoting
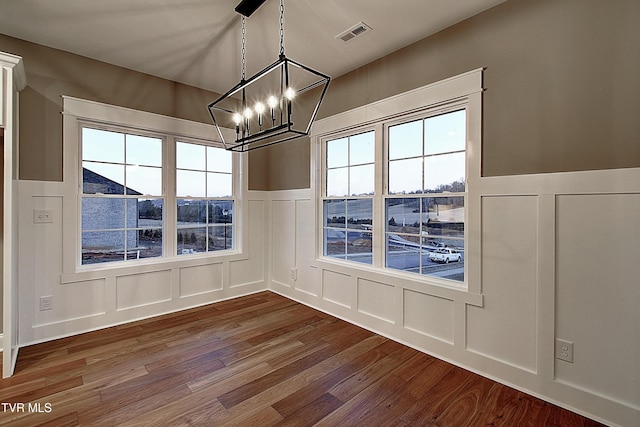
[0,292,605,426]
[9,166,640,426]
[268,167,640,427]
[16,180,269,346]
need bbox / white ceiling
[0,0,507,94]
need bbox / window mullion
[373,122,385,268]
[165,136,177,258]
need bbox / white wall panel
[230,200,265,287]
[357,278,395,323]
[229,259,261,288]
[116,270,172,310]
[467,196,538,373]
[556,193,640,407]
[295,199,320,296]
[403,289,454,344]
[179,263,223,297]
[322,269,353,308]
[271,200,295,286]
[30,196,64,325]
[35,279,106,326]
[18,180,268,347]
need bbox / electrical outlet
[290,267,298,281]
[555,338,574,363]
[34,209,54,224]
[40,296,53,311]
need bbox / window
[323,131,374,264]
[65,96,240,272]
[81,127,164,264]
[176,142,234,255]
[315,69,482,287]
[386,110,466,281]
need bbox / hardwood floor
[0,292,604,426]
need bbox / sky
[82,128,232,197]
[326,109,466,197]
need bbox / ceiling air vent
[336,22,372,43]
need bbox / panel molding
[268,166,640,427]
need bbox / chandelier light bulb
[254,102,265,128]
[232,112,242,136]
[267,95,278,125]
[284,87,296,100]
[243,108,253,119]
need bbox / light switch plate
[34,209,54,223]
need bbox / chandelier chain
[241,16,246,80]
[279,0,285,55]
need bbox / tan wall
[2,0,639,187]
[264,0,640,189]
[0,35,224,182]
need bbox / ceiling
[0,0,507,94]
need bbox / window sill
[61,249,244,284]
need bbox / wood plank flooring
[0,292,605,426]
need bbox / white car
[429,248,461,263]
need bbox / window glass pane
[82,128,124,164]
[177,227,207,255]
[83,162,125,194]
[177,142,206,170]
[389,120,422,160]
[386,235,421,273]
[82,198,125,230]
[136,198,164,225]
[349,131,374,165]
[347,199,371,262]
[177,199,206,226]
[124,199,139,228]
[324,228,346,259]
[209,201,233,224]
[126,134,162,167]
[82,230,125,264]
[422,196,464,239]
[349,164,374,196]
[324,199,346,228]
[386,198,420,235]
[346,231,372,264]
[346,199,372,230]
[207,146,232,173]
[126,165,162,195]
[326,167,349,197]
[424,110,466,155]
[327,137,348,168]
[426,243,464,281]
[208,225,233,251]
[127,229,163,259]
[388,157,422,194]
[207,172,233,198]
[177,170,206,197]
[424,152,465,193]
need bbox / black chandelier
[208,0,331,152]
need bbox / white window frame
[321,128,376,264]
[312,69,482,293]
[80,124,167,265]
[62,96,244,277]
[175,139,235,255]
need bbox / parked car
[429,248,461,263]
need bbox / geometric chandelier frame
[207,0,330,152]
